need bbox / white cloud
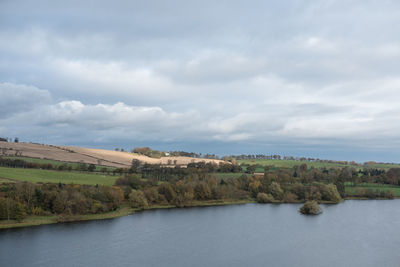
[304,37,337,52]
[47,59,186,104]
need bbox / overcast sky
[1,0,400,162]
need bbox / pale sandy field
[0,142,228,168]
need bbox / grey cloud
[0,83,51,118]
[2,1,400,160]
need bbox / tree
[0,198,7,219]
[129,190,148,209]
[268,182,284,200]
[283,192,298,203]
[194,183,211,200]
[77,161,88,171]
[128,174,143,189]
[249,179,261,197]
[131,159,142,173]
[320,184,342,203]
[175,192,194,208]
[300,201,322,215]
[334,176,345,198]
[299,163,307,172]
[158,183,176,203]
[257,193,274,203]
[387,168,400,185]
[88,164,96,172]
[246,165,257,174]
[13,202,26,221]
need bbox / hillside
[0,141,228,168]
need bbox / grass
[362,163,400,169]
[0,166,119,186]
[0,177,15,183]
[345,183,400,197]
[212,172,248,179]
[238,159,356,169]
[238,159,400,170]
[3,156,116,172]
[0,215,58,229]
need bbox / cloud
[1,78,399,152]
[49,59,179,101]
[0,83,51,118]
[2,1,400,160]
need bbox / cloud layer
[1,0,400,161]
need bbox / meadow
[345,183,400,197]
[237,159,400,170]
[4,156,115,172]
[212,172,248,179]
[0,167,118,186]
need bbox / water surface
[1,200,400,267]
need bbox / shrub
[129,190,148,209]
[283,192,298,203]
[320,184,342,203]
[268,182,284,200]
[300,201,322,215]
[257,193,275,203]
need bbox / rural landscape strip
[1,142,400,229]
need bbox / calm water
[1,200,400,267]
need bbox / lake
[1,200,400,267]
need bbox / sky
[1,0,400,162]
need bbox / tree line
[0,183,123,222]
[2,160,399,223]
[0,157,113,173]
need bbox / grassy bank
[0,166,118,186]
[0,207,136,229]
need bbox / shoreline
[0,199,254,230]
[1,197,397,230]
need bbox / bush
[268,182,284,200]
[320,184,342,203]
[300,201,322,215]
[174,192,194,208]
[257,193,275,203]
[283,192,298,203]
[129,190,148,209]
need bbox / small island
[300,201,322,215]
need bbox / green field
[361,163,400,170]
[238,159,400,170]
[345,183,400,197]
[212,172,248,179]
[3,156,115,172]
[0,167,119,186]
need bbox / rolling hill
[0,141,228,168]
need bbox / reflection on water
[1,200,400,267]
